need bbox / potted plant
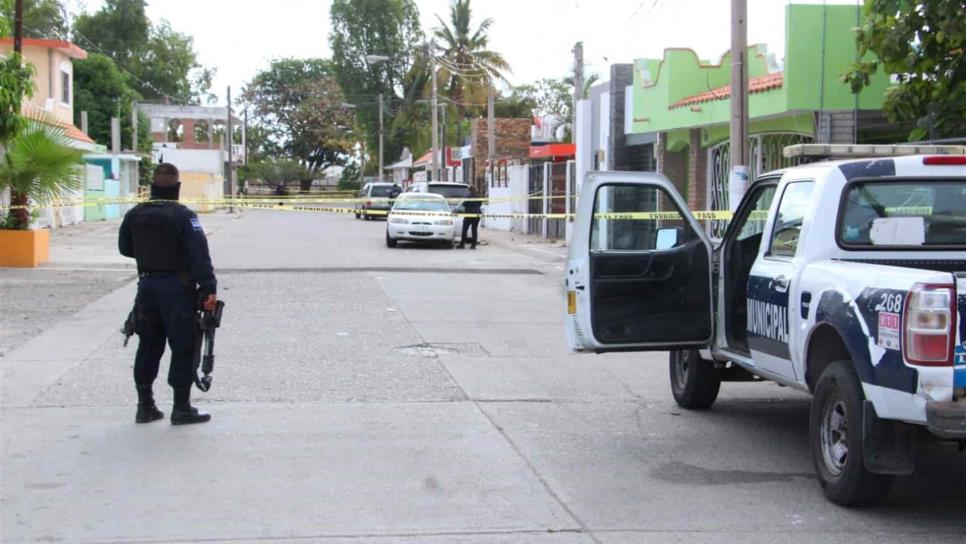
[0,121,83,267]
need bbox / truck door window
[769,181,814,258]
[591,185,692,251]
[588,182,712,346]
[736,186,777,241]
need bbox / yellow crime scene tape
[1,196,935,222]
[0,192,576,208]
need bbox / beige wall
[0,44,75,126]
[180,171,224,213]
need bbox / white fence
[34,164,101,229]
[483,164,529,233]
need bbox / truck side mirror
[656,227,682,250]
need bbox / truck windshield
[370,186,396,197]
[428,185,471,199]
[838,180,966,248]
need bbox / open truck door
[565,172,714,352]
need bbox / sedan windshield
[393,198,451,212]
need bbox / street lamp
[366,54,389,183]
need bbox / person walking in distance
[119,163,218,425]
[457,186,483,249]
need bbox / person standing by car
[457,186,483,249]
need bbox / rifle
[193,299,225,392]
[121,301,137,347]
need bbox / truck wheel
[810,360,893,506]
[669,349,721,409]
[386,232,397,248]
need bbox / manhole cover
[391,343,489,358]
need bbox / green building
[626,3,893,215]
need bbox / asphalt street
[1,209,964,543]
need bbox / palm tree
[433,0,511,118]
[0,121,84,229]
[390,47,433,155]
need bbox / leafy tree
[0,53,34,145]
[73,52,151,151]
[433,0,510,117]
[242,58,355,182]
[330,0,424,163]
[494,90,536,118]
[246,158,312,192]
[72,0,149,70]
[72,0,213,103]
[139,21,215,103]
[0,121,83,229]
[844,0,966,140]
[337,162,362,190]
[510,78,571,118]
[0,0,68,39]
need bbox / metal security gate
[546,162,568,240]
[706,132,813,238]
[528,164,544,235]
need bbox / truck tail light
[923,156,966,166]
[903,283,956,366]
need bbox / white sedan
[385,193,457,248]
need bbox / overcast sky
[72,0,861,103]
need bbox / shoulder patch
[190,217,204,233]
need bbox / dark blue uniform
[119,201,216,389]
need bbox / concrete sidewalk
[479,227,567,265]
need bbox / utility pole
[572,41,583,147]
[487,84,495,191]
[226,85,234,213]
[13,0,23,54]
[728,0,749,210]
[242,109,248,195]
[430,43,439,182]
[441,104,448,181]
[131,100,138,152]
[243,109,248,167]
[378,92,384,183]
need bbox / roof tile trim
[669,72,784,110]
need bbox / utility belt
[138,270,195,289]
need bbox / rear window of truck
[837,179,966,249]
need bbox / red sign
[529,143,576,160]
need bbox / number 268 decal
[875,293,904,314]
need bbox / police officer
[457,186,483,249]
[119,163,217,425]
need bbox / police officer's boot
[135,385,164,424]
[170,386,211,425]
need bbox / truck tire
[810,360,893,506]
[669,349,721,409]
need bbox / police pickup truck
[565,154,966,506]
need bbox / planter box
[0,228,50,267]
